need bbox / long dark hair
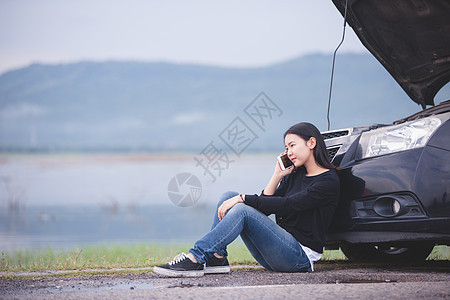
[284,122,335,170]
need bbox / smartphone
[277,153,294,170]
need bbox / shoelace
[168,252,188,265]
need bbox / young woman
[154,122,340,277]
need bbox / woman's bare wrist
[272,172,284,182]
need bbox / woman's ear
[308,137,316,149]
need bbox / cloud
[0,1,367,74]
[0,103,47,120]
[171,112,206,125]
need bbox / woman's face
[284,133,315,168]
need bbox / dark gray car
[323,0,450,262]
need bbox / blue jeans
[189,191,311,272]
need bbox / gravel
[1,261,449,299]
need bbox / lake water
[0,153,275,251]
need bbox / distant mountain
[0,53,421,152]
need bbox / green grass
[0,241,257,272]
[1,243,448,273]
[429,245,450,260]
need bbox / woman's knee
[225,202,252,220]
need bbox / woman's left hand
[218,195,244,220]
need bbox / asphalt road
[1,261,449,299]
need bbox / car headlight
[358,117,442,159]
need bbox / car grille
[322,130,350,140]
[327,145,341,161]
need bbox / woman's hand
[218,195,244,220]
[263,153,294,196]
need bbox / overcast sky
[0,0,368,75]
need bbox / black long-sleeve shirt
[244,167,340,253]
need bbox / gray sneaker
[205,255,231,274]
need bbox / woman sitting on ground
[154,122,340,277]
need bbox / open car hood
[332,0,450,108]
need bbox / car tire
[340,243,435,263]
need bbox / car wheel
[340,243,434,263]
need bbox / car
[322,0,450,262]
